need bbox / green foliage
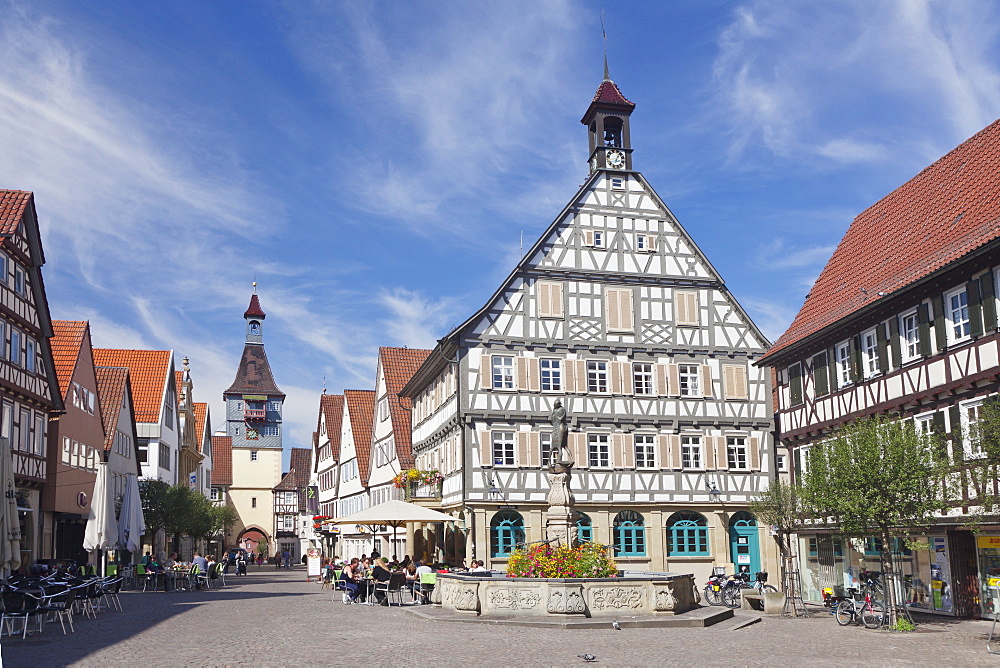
[750,479,803,557]
[889,618,916,632]
[506,542,618,578]
[799,414,951,538]
[138,478,172,536]
[139,479,225,545]
[211,504,239,540]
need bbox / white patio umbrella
[117,473,145,557]
[0,436,21,575]
[329,499,457,558]
[83,462,118,576]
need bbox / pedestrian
[282,549,291,569]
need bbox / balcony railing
[404,480,442,501]
[244,409,266,420]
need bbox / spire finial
[252,278,257,293]
[601,10,610,81]
[322,375,327,395]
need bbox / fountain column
[545,400,577,548]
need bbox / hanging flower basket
[392,469,444,489]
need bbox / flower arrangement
[392,469,444,489]
[506,542,618,579]
[312,515,332,530]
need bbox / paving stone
[2,566,997,666]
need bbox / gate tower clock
[581,57,636,173]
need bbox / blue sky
[2,0,1000,466]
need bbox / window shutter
[849,336,862,382]
[576,360,587,393]
[675,291,699,326]
[584,230,594,246]
[527,358,540,392]
[611,362,622,395]
[948,405,963,462]
[480,431,492,468]
[654,363,668,396]
[700,365,713,398]
[483,357,494,390]
[888,317,902,368]
[827,347,838,390]
[813,354,829,397]
[623,434,635,468]
[660,434,683,469]
[612,434,624,468]
[516,357,528,391]
[620,289,634,331]
[876,323,889,372]
[620,362,634,394]
[934,296,947,352]
[789,364,803,405]
[528,432,540,468]
[606,289,621,331]
[918,303,932,357]
[517,432,529,467]
[703,435,716,470]
[648,235,657,252]
[715,437,728,471]
[539,282,551,317]
[968,279,984,338]
[749,437,761,471]
[550,283,563,318]
[667,364,680,397]
[574,433,588,468]
[563,361,575,394]
[982,272,998,332]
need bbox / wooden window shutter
[538,282,551,317]
[563,361,575,394]
[849,336,862,382]
[703,435,716,470]
[917,303,932,357]
[574,433,588,468]
[528,432,540,468]
[515,357,528,390]
[606,289,621,331]
[483,357,493,390]
[654,363,668,396]
[611,434,625,468]
[584,230,594,246]
[668,435,681,469]
[623,434,635,468]
[827,347,838,389]
[968,279,984,338]
[876,323,889,372]
[620,289,634,331]
[789,364,803,405]
[648,235,657,252]
[610,362,622,395]
[715,436,728,471]
[948,405,963,462]
[700,365,713,398]
[687,292,699,325]
[749,437,761,471]
[527,358,540,392]
[933,295,947,351]
[620,362,634,394]
[480,431,492,468]
[517,432,529,467]
[813,354,829,397]
[728,364,748,400]
[982,272,998,332]
[675,291,699,326]
[888,317,902,368]
[551,283,563,318]
[667,364,680,397]
[576,360,587,393]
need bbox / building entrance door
[729,512,760,575]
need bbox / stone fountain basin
[436,572,698,617]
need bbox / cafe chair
[375,572,407,607]
[101,577,124,612]
[1,589,45,639]
[39,587,76,635]
[209,563,225,588]
[417,572,437,605]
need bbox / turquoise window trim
[613,510,646,556]
[667,511,709,557]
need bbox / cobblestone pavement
[2,566,997,667]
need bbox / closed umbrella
[84,462,118,576]
[0,436,21,574]
[117,473,145,556]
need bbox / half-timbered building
[335,389,375,560]
[272,447,312,562]
[759,118,1000,618]
[0,191,65,566]
[399,72,775,581]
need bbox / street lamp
[707,482,722,504]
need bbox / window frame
[861,327,879,377]
[587,434,611,468]
[613,510,646,556]
[539,358,562,392]
[491,355,515,390]
[726,436,749,471]
[681,435,703,469]
[947,286,971,343]
[666,511,709,556]
[492,432,515,467]
[634,434,656,469]
[900,310,920,362]
[490,510,525,558]
[586,360,609,393]
[678,364,701,397]
[632,362,654,396]
[835,341,851,388]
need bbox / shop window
[613,510,646,556]
[667,511,709,556]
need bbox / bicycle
[703,573,727,606]
[834,574,885,629]
[722,572,777,608]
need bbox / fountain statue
[546,399,577,548]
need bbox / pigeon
[578,654,597,662]
[612,620,622,630]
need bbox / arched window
[575,512,592,544]
[613,510,646,556]
[249,320,261,335]
[667,511,709,556]
[490,510,524,558]
[729,511,756,528]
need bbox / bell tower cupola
[581,57,636,174]
[244,282,266,344]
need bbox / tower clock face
[606,149,626,169]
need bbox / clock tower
[581,58,636,173]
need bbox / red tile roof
[224,344,284,397]
[175,371,184,405]
[344,389,375,485]
[290,447,311,489]
[379,347,431,470]
[591,79,635,108]
[762,118,1000,363]
[193,402,209,453]
[92,349,172,423]
[273,469,297,492]
[211,435,233,486]
[0,190,31,236]
[317,394,344,461]
[244,293,266,319]
[50,321,88,399]
[95,366,130,455]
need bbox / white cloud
[742,297,798,343]
[755,239,836,271]
[378,288,459,350]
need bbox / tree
[799,413,951,627]
[210,505,239,547]
[750,478,802,559]
[139,478,172,555]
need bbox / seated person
[469,560,487,573]
[340,558,365,603]
[372,557,393,606]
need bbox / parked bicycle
[722,571,777,608]
[834,572,885,629]
[703,572,728,606]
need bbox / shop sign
[977,536,1000,548]
[737,554,751,564]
